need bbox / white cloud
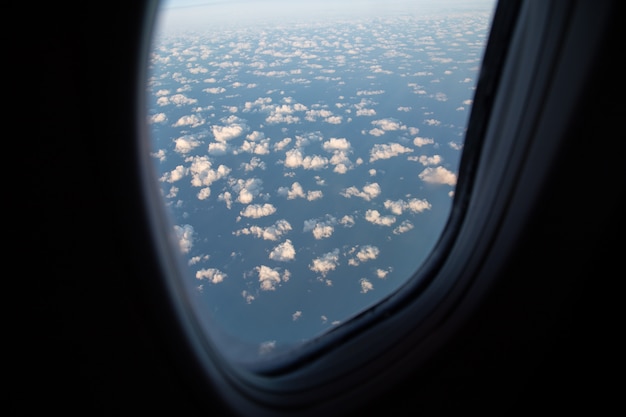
[242,290,255,304]
[418,166,457,186]
[173,114,204,128]
[255,265,288,291]
[233,219,292,241]
[371,118,407,132]
[273,137,292,151]
[218,191,232,209]
[231,177,264,204]
[357,90,385,96]
[174,224,194,254]
[149,113,167,124]
[359,278,374,293]
[208,141,229,155]
[324,115,343,124]
[340,182,381,201]
[413,136,435,147]
[189,156,231,187]
[356,108,376,116]
[306,190,323,201]
[449,141,463,151]
[384,198,432,215]
[339,215,355,227]
[241,156,266,172]
[277,182,323,201]
[322,137,351,151]
[168,93,198,107]
[424,118,441,126]
[376,268,392,279]
[365,209,396,226]
[393,220,414,235]
[195,268,227,284]
[240,203,277,218]
[369,143,413,162]
[269,239,296,262]
[349,245,380,266]
[212,122,248,142]
[309,249,340,278]
[303,215,337,240]
[368,127,385,137]
[197,187,211,200]
[284,149,329,170]
[174,134,202,154]
[406,198,432,213]
[203,87,227,94]
[160,165,187,183]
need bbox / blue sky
[156,0,496,31]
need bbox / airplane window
[143,0,498,366]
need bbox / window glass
[145,0,497,364]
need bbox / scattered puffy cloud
[161,93,198,107]
[383,198,432,215]
[203,86,227,94]
[239,203,277,218]
[320,137,354,173]
[188,254,209,266]
[303,215,337,240]
[309,249,340,278]
[419,166,457,186]
[242,290,255,304]
[230,177,264,204]
[348,245,380,266]
[218,191,233,209]
[372,119,404,131]
[189,156,231,187]
[360,278,374,293]
[160,165,187,183]
[369,143,414,162]
[273,137,292,151]
[413,136,435,147]
[322,137,351,151]
[174,224,194,254]
[149,113,167,124]
[339,215,355,227]
[173,114,204,128]
[376,268,392,279]
[449,141,463,151]
[365,209,396,226]
[197,187,211,200]
[233,219,292,240]
[277,182,323,200]
[393,219,414,235]
[340,182,381,201]
[241,156,267,172]
[212,121,248,142]
[174,134,202,154]
[269,239,296,262]
[284,149,329,170]
[196,268,227,284]
[255,265,289,291]
[357,90,385,96]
